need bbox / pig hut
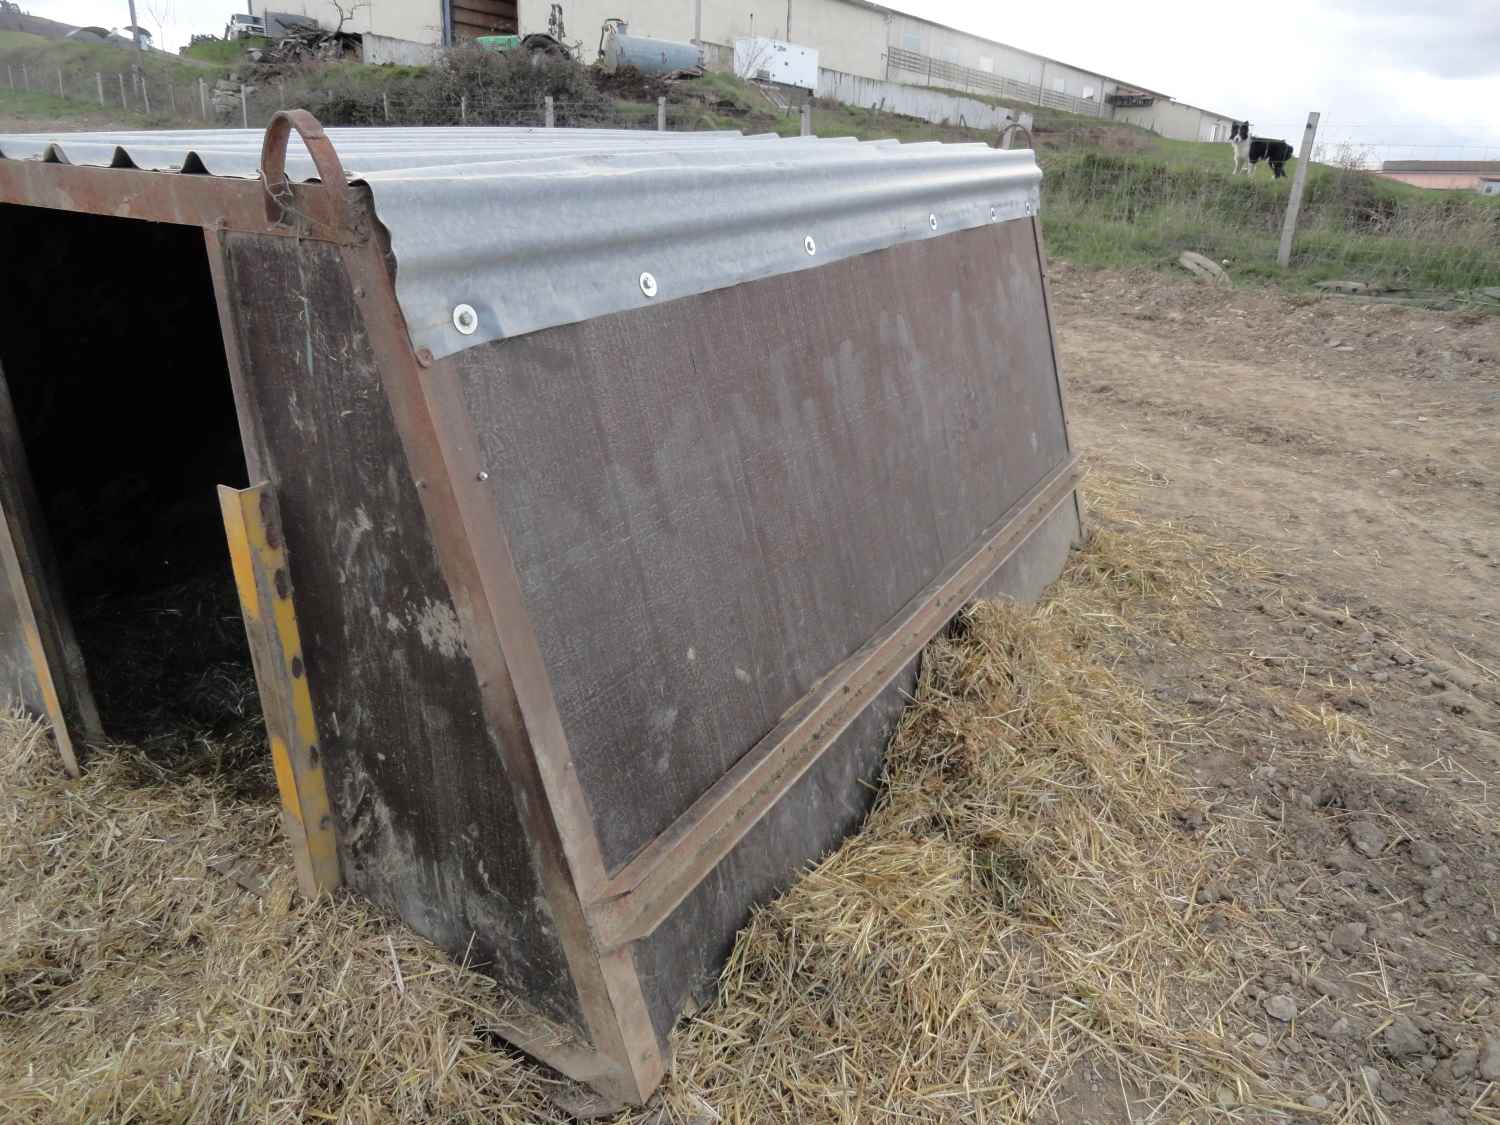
[0,114,1081,1104]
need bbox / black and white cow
[1229,121,1293,178]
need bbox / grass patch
[182,36,268,64]
[1039,149,1500,290]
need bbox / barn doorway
[0,204,266,789]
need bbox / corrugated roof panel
[0,126,1042,359]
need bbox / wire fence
[0,56,734,133]
[1035,119,1500,295]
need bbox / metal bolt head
[639,271,658,298]
[928,213,938,231]
[476,471,489,482]
[452,303,478,335]
[989,205,998,221]
[804,235,817,256]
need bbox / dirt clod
[1385,1015,1430,1060]
[1348,819,1390,858]
[1330,921,1367,954]
[1264,995,1298,1022]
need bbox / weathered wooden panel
[632,495,1080,1042]
[220,232,584,1033]
[455,219,1072,875]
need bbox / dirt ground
[2,265,1498,1125]
[1049,267,1500,1123]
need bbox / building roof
[0,126,1040,361]
[1381,160,1500,175]
[840,0,1176,99]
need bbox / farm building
[0,115,1080,1104]
[1377,160,1500,192]
[254,0,1237,141]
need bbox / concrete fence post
[657,95,666,131]
[278,79,286,108]
[6,66,12,90]
[96,72,104,105]
[168,83,176,114]
[57,67,63,97]
[1278,111,1322,269]
[199,77,207,120]
[800,101,811,136]
[460,93,467,124]
[383,91,391,122]
[240,83,248,129]
[118,73,126,108]
[141,81,150,115]
[20,63,27,90]
[544,94,554,127]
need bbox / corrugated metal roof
[0,126,1042,360]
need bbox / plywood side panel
[220,232,585,1033]
[455,220,1072,873]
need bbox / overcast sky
[19,0,1500,159]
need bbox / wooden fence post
[96,72,104,105]
[199,77,207,119]
[657,95,666,131]
[800,101,811,136]
[117,73,126,108]
[56,67,63,97]
[1278,111,1321,269]
[544,94,554,127]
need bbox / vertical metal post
[544,94,554,127]
[96,72,104,105]
[383,91,391,122]
[460,93,467,124]
[800,101,811,136]
[118,73,126,108]
[657,95,666,131]
[240,83,248,128]
[199,77,208,120]
[1278,111,1321,269]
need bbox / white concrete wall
[268,0,444,46]
[1112,98,1231,142]
[817,68,1019,131]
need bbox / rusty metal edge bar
[0,160,347,242]
[1029,214,1087,538]
[587,453,1083,951]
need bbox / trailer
[0,115,1080,1104]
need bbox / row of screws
[455,202,1029,326]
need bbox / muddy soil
[1051,267,1500,1123]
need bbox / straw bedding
[0,483,1277,1123]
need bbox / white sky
[17,0,1500,159]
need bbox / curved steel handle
[259,109,349,228]
[995,123,1034,151]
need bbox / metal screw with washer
[639,272,658,298]
[452,303,478,335]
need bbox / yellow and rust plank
[219,482,340,896]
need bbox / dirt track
[1050,267,1500,1123]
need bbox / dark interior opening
[0,204,267,782]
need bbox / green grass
[1038,149,1500,290]
[0,30,50,49]
[182,37,267,64]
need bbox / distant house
[1376,160,1500,192]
